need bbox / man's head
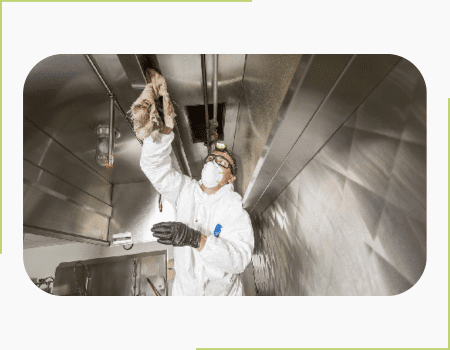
[203,143,237,189]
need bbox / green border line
[3,0,252,2]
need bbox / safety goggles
[205,154,234,172]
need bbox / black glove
[151,222,201,248]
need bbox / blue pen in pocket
[214,224,222,237]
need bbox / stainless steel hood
[24,54,150,185]
[23,54,249,245]
[23,55,157,245]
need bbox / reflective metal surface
[251,57,426,295]
[242,54,351,207]
[23,225,109,246]
[23,119,112,204]
[23,182,109,239]
[108,182,176,244]
[156,54,246,180]
[23,233,75,249]
[231,54,302,196]
[53,251,167,296]
[24,160,112,218]
[24,119,112,242]
[246,55,401,217]
[24,54,148,185]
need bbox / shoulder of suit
[226,190,243,205]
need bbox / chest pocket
[208,199,235,238]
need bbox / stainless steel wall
[23,54,156,246]
[24,119,111,244]
[232,55,302,196]
[250,58,426,295]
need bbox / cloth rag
[130,69,176,141]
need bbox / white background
[2,1,448,349]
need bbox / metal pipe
[212,54,219,144]
[107,95,115,168]
[84,54,142,145]
[200,54,210,152]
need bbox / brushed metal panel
[23,54,148,185]
[87,259,135,296]
[24,187,109,241]
[116,54,147,91]
[23,233,74,249]
[53,264,90,296]
[232,54,302,196]
[251,57,426,295]
[24,183,31,200]
[24,119,112,204]
[24,160,112,218]
[23,178,111,219]
[251,55,401,218]
[346,129,400,199]
[243,54,353,209]
[157,54,246,180]
[53,251,167,296]
[23,225,109,246]
[108,182,177,244]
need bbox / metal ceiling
[154,54,247,180]
[23,54,249,184]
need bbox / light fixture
[94,94,120,168]
[94,125,120,168]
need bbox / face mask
[201,162,224,188]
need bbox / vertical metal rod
[108,95,115,167]
[84,54,141,145]
[201,54,210,152]
[212,54,218,129]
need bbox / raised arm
[140,132,192,208]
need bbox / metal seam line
[23,224,110,245]
[23,178,112,219]
[24,159,112,207]
[242,54,315,205]
[248,55,355,214]
[24,117,113,186]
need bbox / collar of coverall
[197,180,234,204]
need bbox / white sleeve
[199,208,254,274]
[139,132,192,208]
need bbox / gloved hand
[151,222,201,248]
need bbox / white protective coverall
[140,132,254,296]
